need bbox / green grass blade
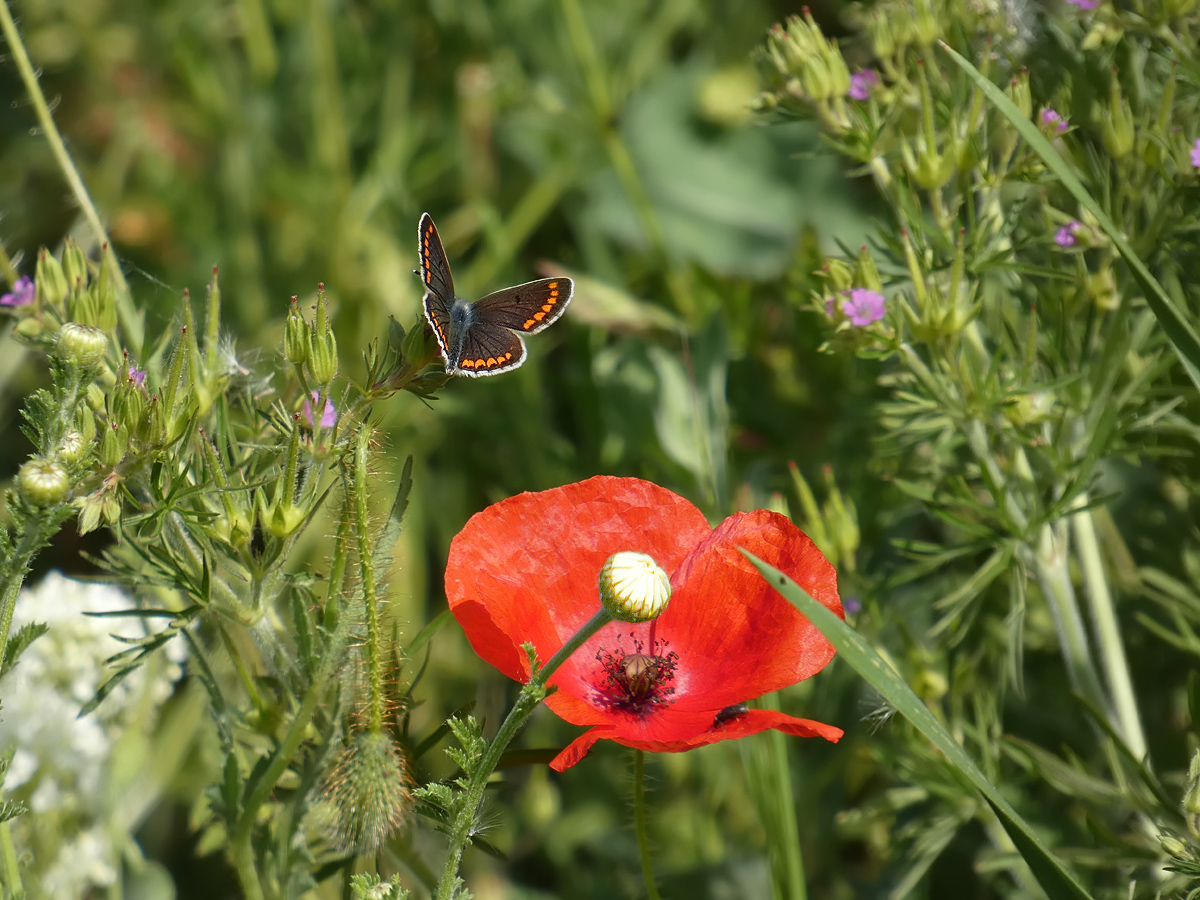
[744,550,1095,900]
[939,41,1200,393]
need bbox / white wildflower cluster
[0,572,186,898]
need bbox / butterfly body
[419,213,573,377]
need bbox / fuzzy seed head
[598,551,671,623]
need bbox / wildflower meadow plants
[3,0,1200,898]
[758,0,1200,896]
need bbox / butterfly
[418,213,574,377]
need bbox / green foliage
[2,0,1200,898]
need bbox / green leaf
[0,798,26,825]
[743,550,1096,900]
[939,41,1200,393]
[1,620,48,678]
[372,454,413,572]
[406,608,452,658]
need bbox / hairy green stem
[633,750,662,900]
[352,424,385,733]
[0,0,141,350]
[434,607,613,900]
[1070,494,1146,759]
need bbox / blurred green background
[0,0,899,897]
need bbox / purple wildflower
[848,70,880,101]
[844,596,862,615]
[302,390,337,429]
[1055,221,1081,248]
[1040,108,1068,134]
[1066,0,1099,8]
[128,364,147,387]
[842,288,886,326]
[0,276,35,308]
[824,296,837,318]
[1191,137,1200,169]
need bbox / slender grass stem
[1031,522,1108,714]
[1071,494,1146,759]
[633,750,662,900]
[0,0,141,350]
[557,0,693,319]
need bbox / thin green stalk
[1070,495,1146,760]
[434,607,613,900]
[0,820,22,899]
[633,750,662,900]
[1030,522,1108,714]
[556,0,693,319]
[743,694,806,900]
[0,0,141,351]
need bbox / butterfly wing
[418,213,457,364]
[452,320,527,377]
[472,277,573,336]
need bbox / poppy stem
[434,607,614,900]
[633,749,662,900]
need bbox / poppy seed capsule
[598,551,671,622]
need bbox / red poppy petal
[656,510,842,711]
[547,709,843,770]
[549,726,614,771]
[627,708,843,752]
[446,476,710,687]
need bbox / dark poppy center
[594,635,678,715]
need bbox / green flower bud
[1087,265,1119,311]
[15,318,45,339]
[100,423,126,468]
[58,430,87,464]
[402,315,439,369]
[313,731,412,854]
[598,551,671,623]
[914,0,939,46]
[901,137,956,190]
[56,323,108,369]
[62,239,89,293]
[822,258,854,293]
[35,247,69,307]
[1159,833,1187,858]
[868,11,895,60]
[18,458,70,506]
[1102,67,1134,159]
[854,246,883,293]
[309,285,338,385]
[801,54,832,102]
[142,395,166,445]
[284,296,310,365]
[1005,68,1031,120]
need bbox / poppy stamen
[595,636,678,715]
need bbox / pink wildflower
[841,289,886,326]
[848,70,880,101]
[0,276,34,307]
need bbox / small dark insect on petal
[713,703,749,728]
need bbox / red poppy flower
[445,476,843,771]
